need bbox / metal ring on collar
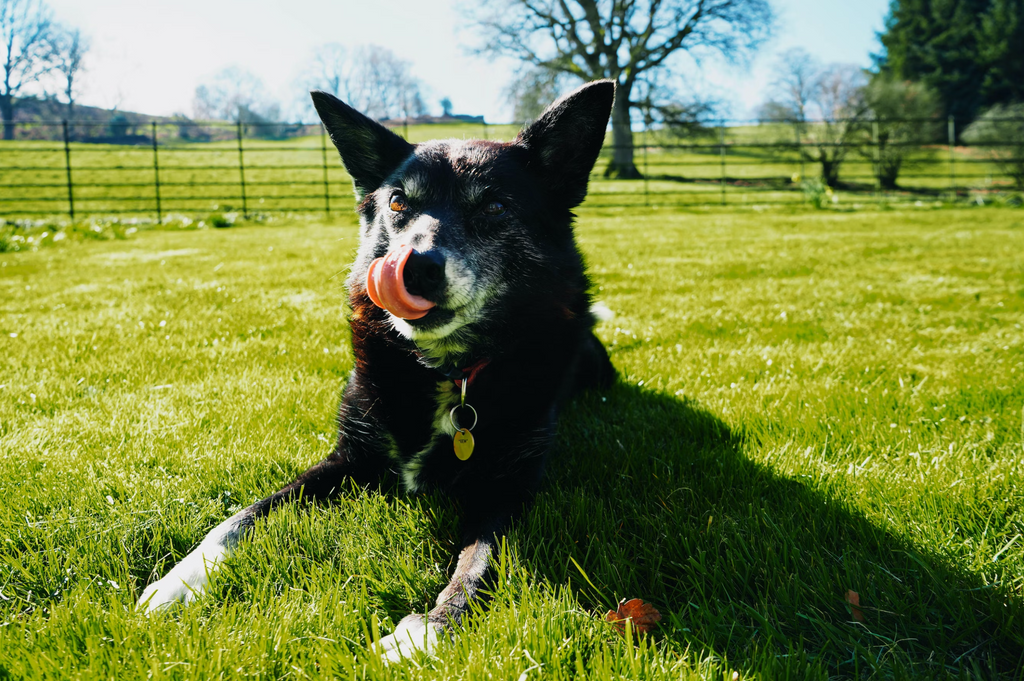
[449,404,478,431]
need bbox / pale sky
[47,0,890,123]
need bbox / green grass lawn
[1,205,1023,679]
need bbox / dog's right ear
[311,91,414,199]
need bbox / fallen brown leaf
[605,598,662,636]
[845,590,865,622]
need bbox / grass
[1,204,1023,679]
[2,121,1020,220]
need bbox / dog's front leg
[137,441,383,614]
[373,487,525,664]
[376,530,500,663]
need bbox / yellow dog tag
[454,428,475,460]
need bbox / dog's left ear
[311,90,414,199]
[514,80,615,209]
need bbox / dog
[137,79,617,662]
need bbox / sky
[47,0,892,123]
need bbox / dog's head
[312,81,614,364]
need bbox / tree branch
[468,0,773,99]
[553,0,601,75]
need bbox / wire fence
[1,120,339,219]
[1,117,1022,221]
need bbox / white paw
[374,614,441,664]
[136,542,228,614]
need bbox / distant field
[1,121,1018,220]
[1,206,1022,679]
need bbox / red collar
[413,351,491,387]
[453,357,490,389]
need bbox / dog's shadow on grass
[525,382,1024,677]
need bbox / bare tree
[194,66,284,138]
[292,44,344,122]
[807,64,869,186]
[0,0,53,139]
[307,43,350,99]
[294,42,355,121]
[769,48,817,123]
[297,44,427,123]
[759,52,868,186]
[348,45,426,121]
[471,0,773,178]
[48,23,87,122]
[194,66,280,121]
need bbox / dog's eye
[483,201,506,217]
[389,193,409,213]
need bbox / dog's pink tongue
[365,245,436,320]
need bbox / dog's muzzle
[366,245,445,320]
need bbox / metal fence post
[948,115,956,200]
[643,117,649,207]
[152,121,162,223]
[795,120,804,181]
[872,119,881,196]
[719,121,726,206]
[321,123,330,217]
[62,120,74,220]
[236,120,248,217]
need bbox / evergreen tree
[877,0,1023,124]
[979,0,1024,105]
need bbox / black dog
[139,80,616,661]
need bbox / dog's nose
[403,249,446,302]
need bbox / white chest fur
[399,380,460,492]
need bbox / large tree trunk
[821,158,841,188]
[820,146,846,188]
[879,156,901,190]
[1,95,14,141]
[604,80,640,179]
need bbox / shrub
[862,77,942,189]
[801,178,837,209]
[963,103,1024,189]
[209,212,234,228]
